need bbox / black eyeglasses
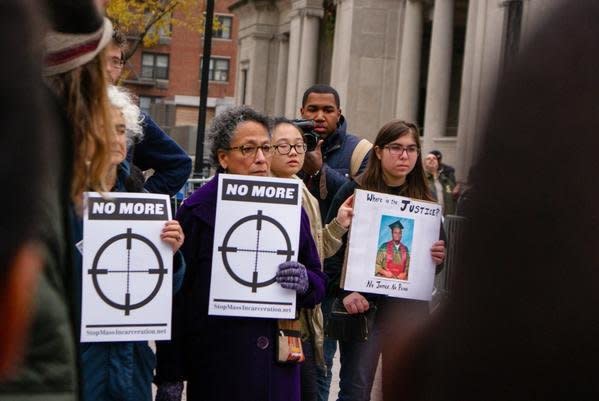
[109,56,125,68]
[225,144,273,157]
[273,143,307,155]
[383,144,419,157]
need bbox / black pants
[300,338,318,401]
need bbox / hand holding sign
[160,220,184,252]
[336,194,355,229]
[276,261,309,294]
[430,240,445,265]
[342,291,370,314]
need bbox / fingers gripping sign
[160,220,184,253]
[276,261,309,294]
[430,240,445,265]
[342,291,370,314]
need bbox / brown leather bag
[276,319,305,363]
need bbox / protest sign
[209,174,302,319]
[81,192,173,342]
[342,189,442,301]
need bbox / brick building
[122,0,238,159]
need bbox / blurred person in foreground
[0,0,111,399]
[0,0,48,386]
[154,106,326,401]
[384,1,599,400]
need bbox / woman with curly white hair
[78,85,186,401]
[105,85,144,191]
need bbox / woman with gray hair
[155,105,326,401]
[77,85,186,401]
[105,85,144,190]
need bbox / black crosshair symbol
[88,228,167,315]
[218,210,294,293]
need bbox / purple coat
[155,175,325,401]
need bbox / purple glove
[155,381,184,401]
[276,261,309,294]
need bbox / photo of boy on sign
[375,216,414,280]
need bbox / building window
[141,53,169,80]
[201,57,230,82]
[214,15,233,39]
[139,96,158,115]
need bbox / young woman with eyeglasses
[270,118,354,401]
[323,119,445,401]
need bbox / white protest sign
[343,189,442,301]
[81,192,173,342]
[209,174,302,319]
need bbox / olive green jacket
[0,193,78,401]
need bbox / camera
[291,119,319,152]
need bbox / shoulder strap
[350,138,373,178]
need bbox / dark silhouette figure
[384,2,599,400]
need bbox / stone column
[455,0,504,182]
[396,0,424,121]
[285,12,302,118]
[247,34,271,112]
[330,0,354,110]
[295,10,321,111]
[423,0,454,143]
[274,34,289,116]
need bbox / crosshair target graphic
[88,228,167,315]
[218,210,295,293]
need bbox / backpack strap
[350,138,373,178]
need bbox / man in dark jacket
[299,84,370,401]
[300,84,370,222]
[105,30,192,196]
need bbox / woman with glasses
[154,107,326,401]
[270,118,354,401]
[324,119,445,401]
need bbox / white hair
[107,85,144,146]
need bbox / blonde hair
[46,53,113,205]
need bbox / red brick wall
[123,0,238,101]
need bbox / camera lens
[304,132,319,152]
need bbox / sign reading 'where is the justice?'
[210,174,302,319]
[343,189,442,301]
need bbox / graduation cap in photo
[388,220,404,230]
